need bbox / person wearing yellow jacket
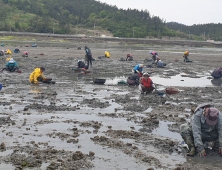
[105,51,110,58]
[183,51,189,62]
[30,67,55,84]
[6,49,12,55]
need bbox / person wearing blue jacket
[133,64,143,73]
[2,58,18,72]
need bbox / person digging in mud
[105,51,110,58]
[211,68,222,79]
[0,50,4,56]
[77,60,85,68]
[126,54,133,61]
[133,64,143,74]
[30,67,55,84]
[183,51,190,62]
[180,104,222,157]
[154,56,161,64]
[14,48,20,53]
[127,73,142,85]
[6,49,12,55]
[139,73,155,94]
[84,46,92,68]
[150,51,158,63]
[22,51,28,57]
[1,58,19,72]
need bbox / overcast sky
[97,0,222,26]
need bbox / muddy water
[0,42,222,169]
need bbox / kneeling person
[30,67,55,84]
[127,73,142,85]
[139,73,155,94]
[77,60,85,69]
[211,68,222,79]
[105,51,110,58]
[180,104,222,157]
[2,58,18,72]
[133,64,143,74]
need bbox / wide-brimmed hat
[143,73,150,77]
[206,108,219,126]
[139,64,143,68]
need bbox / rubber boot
[212,140,219,151]
[182,136,196,156]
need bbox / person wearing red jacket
[139,73,155,94]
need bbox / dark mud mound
[25,104,76,111]
[81,98,110,108]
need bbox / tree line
[167,22,222,41]
[2,0,218,40]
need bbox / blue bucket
[157,92,165,96]
[0,84,2,90]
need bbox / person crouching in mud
[1,58,19,72]
[77,60,85,69]
[150,51,158,63]
[30,67,55,84]
[211,67,222,79]
[133,64,143,74]
[183,51,190,62]
[180,104,222,157]
[127,73,142,86]
[22,51,28,57]
[139,73,155,94]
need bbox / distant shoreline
[0,31,222,48]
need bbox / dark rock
[89,151,95,156]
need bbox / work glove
[152,84,156,88]
[219,147,222,155]
[198,150,206,157]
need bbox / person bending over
[30,67,55,84]
[139,73,155,94]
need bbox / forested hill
[0,0,195,40]
[167,22,222,41]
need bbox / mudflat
[0,42,222,170]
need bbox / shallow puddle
[152,74,213,87]
[105,76,128,85]
[0,163,15,169]
[152,121,182,140]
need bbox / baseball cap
[206,108,219,126]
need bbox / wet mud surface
[0,42,222,169]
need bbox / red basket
[165,87,178,94]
